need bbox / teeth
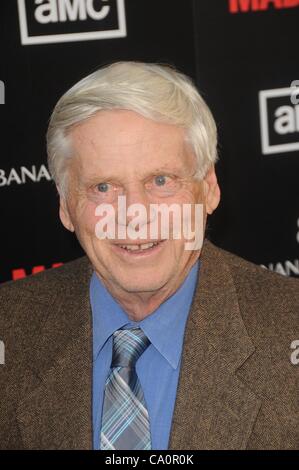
[125,245,141,251]
[119,242,159,251]
[140,242,154,250]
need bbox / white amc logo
[18,0,126,45]
[259,87,299,155]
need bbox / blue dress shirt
[90,260,200,450]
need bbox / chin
[117,276,168,294]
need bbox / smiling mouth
[113,240,166,253]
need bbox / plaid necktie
[100,327,152,450]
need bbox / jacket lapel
[16,257,94,449]
[169,239,261,449]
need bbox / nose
[117,182,152,230]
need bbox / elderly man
[0,62,298,450]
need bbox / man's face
[60,110,219,296]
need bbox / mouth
[112,240,167,257]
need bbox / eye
[154,175,168,186]
[97,182,110,193]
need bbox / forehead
[68,110,195,178]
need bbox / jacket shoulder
[0,255,91,294]
[217,242,299,294]
[0,256,92,325]
[210,241,299,332]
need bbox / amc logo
[17,0,126,45]
[259,87,299,155]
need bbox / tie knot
[111,328,150,368]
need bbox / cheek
[177,182,203,205]
[72,201,100,237]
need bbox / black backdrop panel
[193,0,299,277]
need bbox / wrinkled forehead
[67,110,197,181]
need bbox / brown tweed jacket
[0,239,298,449]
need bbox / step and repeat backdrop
[194,0,299,277]
[0,0,196,283]
[0,0,298,283]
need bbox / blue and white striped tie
[100,327,152,450]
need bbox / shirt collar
[90,261,200,370]
[90,274,129,360]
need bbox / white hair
[46,61,218,197]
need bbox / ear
[59,193,75,233]
[203,165,221,215]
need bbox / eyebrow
[149,166,192,177]
[82,174,123,186]
[81,165,187,186]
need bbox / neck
[108,288,175,322]
[96,264,196,322]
